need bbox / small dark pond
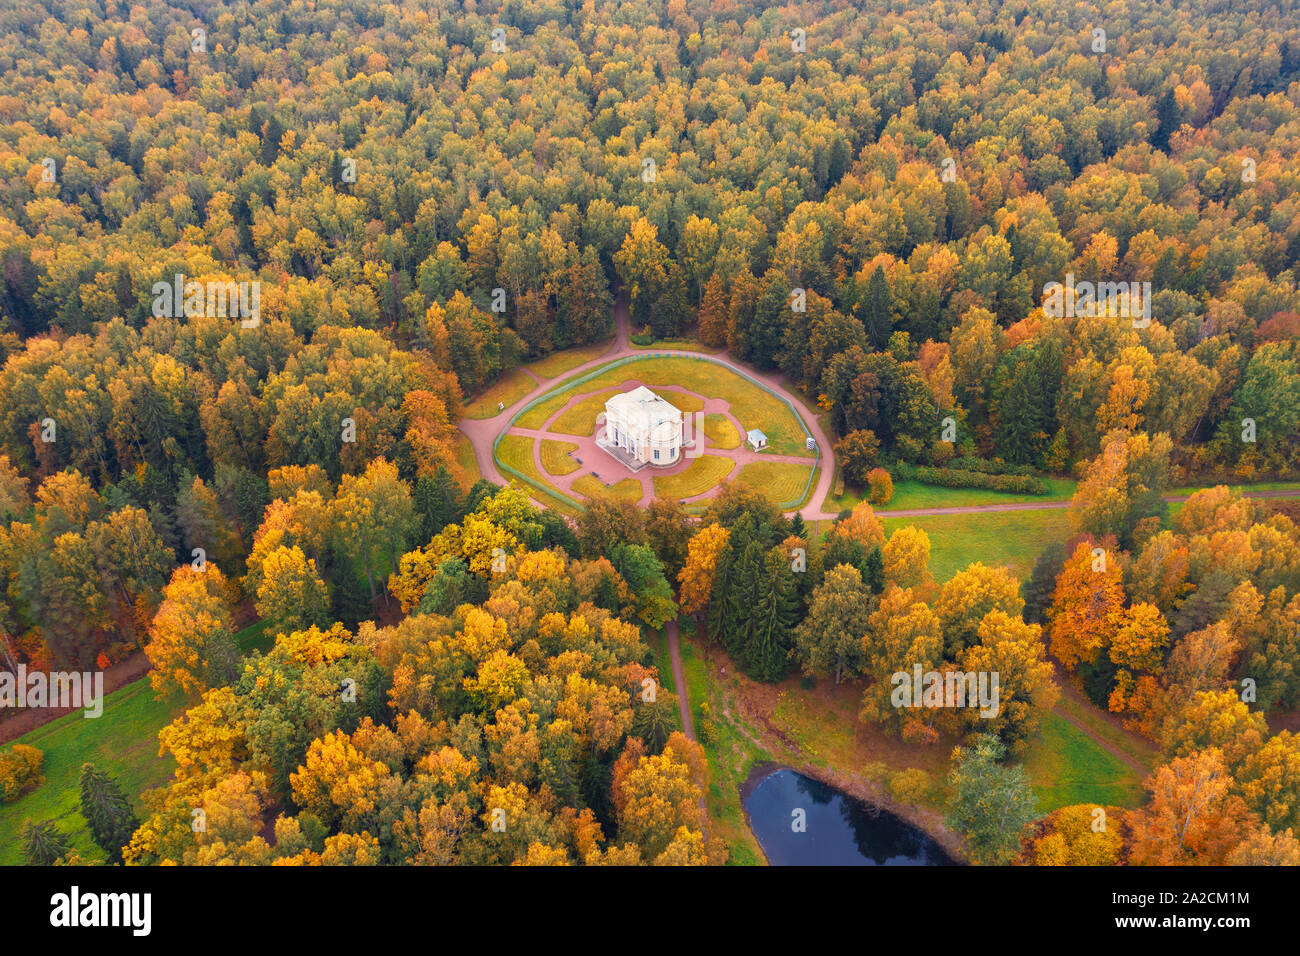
[741,767,956,866]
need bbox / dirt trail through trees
[665,618,695,741]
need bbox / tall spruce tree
[79,763,139,863]
[414,467,463,542]
[861,265,893,350]
[723,537,766,662]
[633,696,675,754]
[21,819,71,865]
[745,548,799,682]
[706,516,750,644]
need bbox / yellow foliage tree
[145,564,238,699]
[677,523,730,617]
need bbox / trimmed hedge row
[946,455,1040,477]
[892,462,1051,495]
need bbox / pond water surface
[742,767,956,866]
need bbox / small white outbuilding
[746,428,768,451]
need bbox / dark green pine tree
[723,537,766,662]
[464,479,501,514]
[260,114,285,166]
[633,696,675,754]
[648,268,690,340]
[218,465,270,539]
[580,753,615,832]
[1030,339,1062,453]
[1021,540,1067,625]
[862,546,885,594]
[861,265,893,351]
[706,518,749,645]
[1153,88,1179,153]
[539,730,580,807]
[414,467,464,542]
[539,509,579,557]
[747,273,790,369]
[79,763,139,864]
[745,549,799,682]
[994,360,1042,465]
[21,819,72,865]
[136,382,175,473]
[331,569,374,628]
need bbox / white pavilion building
[598,386,683,469]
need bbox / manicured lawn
[656,389,705,415]
[543,357,810,455]
[516,481,582,516]
[737,460,816,507]
[236,621,274,654]
[881,508,1070,583]
[0,621,272,865]
[496,435,581,514]
[549,388,623,436]
[461,368,537,419]
[496,434,538,479]
[526,341,612,379]
[824,477,1300,518]
[454,434,481,487]
[827,477,1077,514]
[572,473,643,502]
[540,439,580,476]
[514,390,570,430]
[1023,711,1145,813]
[703,413,740,450]
[653,455,735,500]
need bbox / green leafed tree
[945,734,1039,865]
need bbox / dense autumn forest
[0,0,1298,869]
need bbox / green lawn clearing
[827,477,1077,514]
[630,338,721,353]
[496,435,580,513]
[454,434,482,487]
[0,622,272,865]
[881,508,1070,583]
[497,434,538,479]
[1023,711,1145,813]
[677,622,770,865]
